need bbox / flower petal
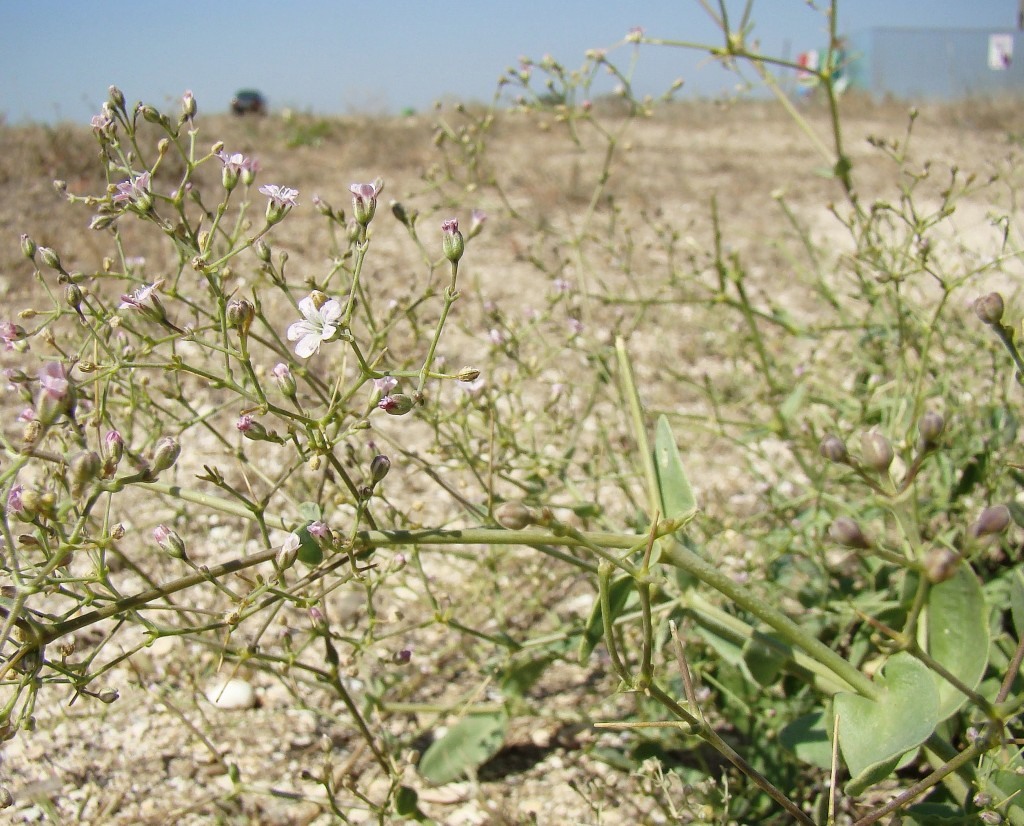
[297,295,317,319]
[295,334,320,358]
[320,299,343,323]
[287,320,313,342]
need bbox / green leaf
[742,629,792,687]
[653,415,696,519]
[298,501,322,522]
[577,576,633,665]
[295,525,323,565]
[926,565,988,720]
[418,711,508,785]
[835,652,941,796]
[394,785,432,822]
[501,653,556,699]
[652,415,696,571]
[779,711,833,770]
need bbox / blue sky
[2,1,1020,123]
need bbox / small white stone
[205,678,256,710]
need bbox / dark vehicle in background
[231,90,266,116]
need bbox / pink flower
[488,329,506,346]
[16,407,34,423]
[112,171,152,208]
[552,278,572,294]
[120,279,165,310]
[38,362,69,400]
[259,184,299,208]
[373,376,398,395]
[0,321,22,350]
[235,413,255,432]
[350,179,383,225]
[217,150,258,174]
[567,318,584,336]
[308,520,330,539]
[7,484,24,513]
[287,294,342,358]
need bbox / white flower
[287,295,342,358]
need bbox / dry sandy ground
[0,96,1022,824]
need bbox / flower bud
[65,284,84,316]
[391,200,410,227]
[827,516,870,549]
[151,436,181,474]
[69,450,101,497]
[974,292,1005,326]
[496,501,535,530]
[226,299,255,336]
[38,246,62,271]
[276,535,299,570]
[236,414,271,441]
[108,85,126,110]
[370,454,391,485]
[20,234,36,260]
[819,434,848,464]
[181,89,197,120]
[97,688,120,705]
[969,504,1011,539]
[391,648,413,666]
[153,524,187,559]
[312,194,334,218]
[917,410,945,449]
[104,430,124,464]
[468,209,487,239]
[441,218,465,263]
[272,363,297,399]
[378,394,415,415]
[253,239,271,263]
[923,547,959,584]
[860,431,894,473]
[140,105,162,124]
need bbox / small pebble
[205,678,256,710]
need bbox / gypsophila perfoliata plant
[5,2,1024,822]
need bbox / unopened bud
[378,393,415,416]
[456,366,481,382]
[974,292,1005,326]
[140,105,162,124]
[38,246,62,270]
[20,234,36,260]
[819,434,848,464]
[312,194,334,218]
[969,504,1011,539]
[496,501,535,530]
[104,430,124,463]
[69,450,101,497]
[276,537,299,571]
[181,89,197,120]
[153,524,187,559]
[391,648,413,666]
[226,299,255,336]
[108,85,126,109]
[390,200,410,226]
[254,239,271,263]
[917,410,945,449]
[370,454,391,485]
[441,218,465,263]
[924,547,961,583]
[272,363,297,399]
[151,436,181,474]
[97,688,119,705]
[860,431,894,473]
[827,516,870,549]
[65,284,84,315]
